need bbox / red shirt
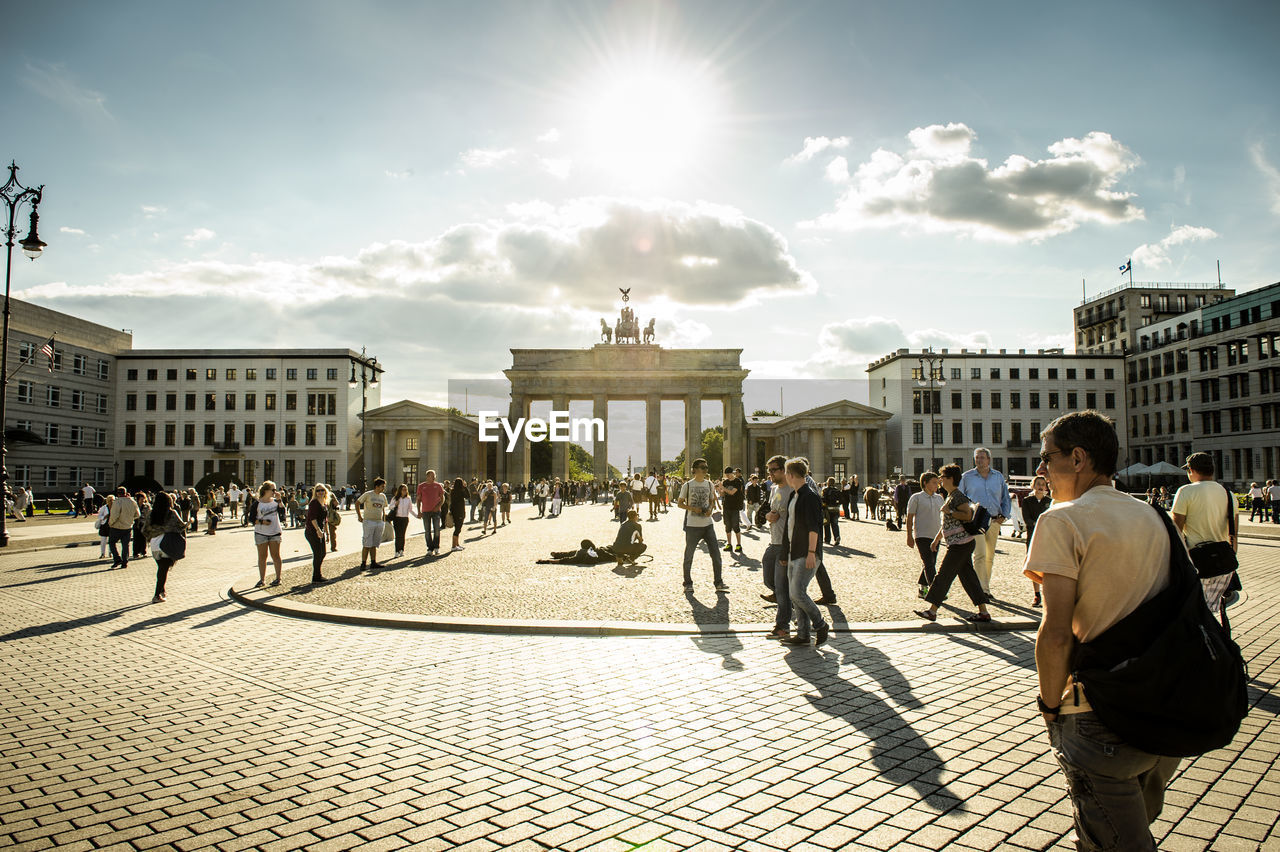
[416,481,444,512]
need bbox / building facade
[1074,282,1233,355]
[867,348,1128,479]
[114,349,380,491]
[5,299,131,497]
[360,400,483,486]
[746,401,891,484]
[1125,280,1280,484]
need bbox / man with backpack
[961,448,1012,597]
[1025,411,1181,850]
[1171,452,1237,623]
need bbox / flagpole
[1128,259,1133,286]
[5,331,55,383]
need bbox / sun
[577,62,719,183]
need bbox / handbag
[1188,489,1238,579]
[160,531,186,560]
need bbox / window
[205,368,216,380]
[147,368,158,381]
[124,424,136,446]
[144,424,156,446]
[952,422,963,443]
[304,460,316,484]
[44,466,58,488]
[245,393,256,410]
[285,423,297,445]
[1067,392,1078,409]
[184,424,195,446]
[96,394,108,414]
[326,368,338,381]
[971,368,981,380]
[246,368,257,380]
[185,393,196,411]
[18,342,35,364]
[47,386,61,408]
[225,393,236,410]
[1104,392,1115,409]
[1028,368,1039,380]
[264,423,276,446]
[127,368,138,381]
[972,422,983,444]
[73,353,87,375]
[1086,392,1097,409]
[165,393,177,411]
[1030,393,1041,409]
[325,423,337,446]
[913,422,925,444]
[990,392,1001,409]
[265,368,277,380]
[305,423,316,446]
[306,368,318,380]
[1010,392,1020,409]
[243,423,256,446]
[145,393,157,411]
[98,360,110,380]
[125,392,138,411]
[325,460,336,484]
[950,368,961,380]
[286,368,297,380]
[1066,368,1077,380]
[1049,392,1060,408]
[1030,421,1041,439]
[71,389,84,411]
[95,428,107,448]
[69,425,82,447]
[971,392,982,410]
[285,393,297,411]
[1105,368,1115,380]
[16,381,33,404]
[167,368,178,380]
[932,422,943,445]
[951,391,963,409]
[407,435,420,451]
[204,424,215,445]
[224,423,235,445]
[1085,368,1096,380]
[1048,368,1059,379]
[205,392,217,410]
[991,422,1002,444]
[990,368,1000,379]
[1009,368,1020,379]
[265,393,277,411]
[284,460,296,485]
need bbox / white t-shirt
[1248,485,1264,499]
[1171,480,1232,548]
[1269,484,1280,501]
[255,499,284,536]
[905,491,945,540]
[82,485,96,500]
[645,475,658,494]
[679,479,715,528]
[228,487,241,503]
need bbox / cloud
[537,128,561,143]
[59,226,86,236]
[1250,142,1280,215]
[824,156,849,184]
[457,146,570,179]
[21,62,112,122]
[141,205,167,218]
[25,198,814,311]
[538,157,572,179]
[1131,224,1218,269]
[385,169,413,179]
[802,124,1143,242]
[785,136,850,164]
[459,147,518,170]
[798,316,994,376]
[182,227,217,246]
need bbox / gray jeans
[1048,712,1181,852]
[762,543,791,632]
[785,556,827,639]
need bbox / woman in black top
[449,477,467,552]
[1021,475,1052,607]
[143,492,187,603]
[305,484,331,584]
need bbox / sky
[4,0,1279,466]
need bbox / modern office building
[113,349,381,490]
[4,299,131,498]
[1125,280,1280,484]
[866,347,1127,479]
[1073,282,1234,355]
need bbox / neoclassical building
[747,401,892,483]
[359,400,485,487]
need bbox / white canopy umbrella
[1116,462,1152,476]
[1146,461,1186,476]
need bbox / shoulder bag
[1188,489,1238,578]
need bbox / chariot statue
[600,288,655,345]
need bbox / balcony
[1006,439,1036,450]
[212,441,240,453]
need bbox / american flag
[40,340,54,372]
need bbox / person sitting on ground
[613,509,647,565]
[536,538,619,565]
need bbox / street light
[915,350,946,474]
[349,347,379,489]
[0,161,46,548]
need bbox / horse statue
[600,318,612,343]
[614,313,641,344]
[642,318,655,344]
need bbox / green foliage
[700,426,724,474]
[751,409,781,417]
[568,443,621,480]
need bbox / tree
[531,440,619,481]
[568,443,621,481]
[668,426,724,476]
[751,409,781,417]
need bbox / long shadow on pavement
[0,603,152,641]
[783,637,964,811]
[941,630,1037,672]
[686,590,745,671]
[109,598,251,635]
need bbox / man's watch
[1036,695,1060,718]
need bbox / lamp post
[915,350,946,473]
[0,162,47,548]
[348,347,379,489]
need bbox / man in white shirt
[644,470,660,521]
[81,483,96,516]
[1171,452,1237,615]
[227,484,242,519]
[1268,478,1280,524]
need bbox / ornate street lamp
[0,162,46,547]
[349,347,379,489]
[915,350,946,473]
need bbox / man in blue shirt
[960,447,1012,597]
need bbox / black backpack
[961,504,991,536]
[1069,504,1248,758]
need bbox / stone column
[645,394,662,473]
[822,426,834,479]
[551,394,568,481]
[854,428,868,481]
[506,394,527,486]
[685,394,702,475]
[418,428,430,484]
[427,428,442,477]
[593,394,609,480]
[876,429,889,482]
[726,392,744,472]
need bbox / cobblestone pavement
[1,521,1277,851]
[243,501,1043,625]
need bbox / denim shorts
[254,532,281,546]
